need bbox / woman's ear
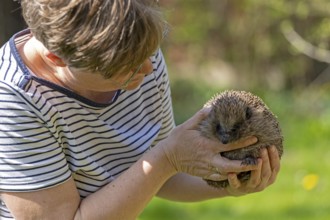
[44,51,66,67]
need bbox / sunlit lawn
[139,80,330,220]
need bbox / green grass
[139,80,330,220]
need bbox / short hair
[21,0,167,78]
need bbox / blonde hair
[21,0,167,78]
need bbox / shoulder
[151,49,167,80]
[0,30,33,90]
[147,49,170,95]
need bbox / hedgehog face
[211,102,252,144]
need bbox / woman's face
[64,58,154,92]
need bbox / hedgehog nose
[220,134,230,144]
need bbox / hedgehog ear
[245,107,252,119]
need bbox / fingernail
[203,106,212,114]
[228,173,235,179]
[247,136,257,144]
[199,107,211,117]
[271,145,277,152]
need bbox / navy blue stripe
[0,156,67,175]
[0,137,58,149]
[0,172,71,189]
[73,103,161,146]
[63,111,162,159]
[0,43,8,71]
[112,92,159,125]
[104,86,159,122]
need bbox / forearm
[157,173,230,202]
[75,144,176,220]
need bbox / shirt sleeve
[0,84,71,192]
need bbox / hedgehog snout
[219,133,230,144]
[215,123,232,144]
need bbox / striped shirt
[0,30,175,219]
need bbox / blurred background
[0,1,26,44]
[143,1,330,220]
[1,0,330,219]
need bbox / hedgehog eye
[232,123,241,132]
[245,107,252,120]
[216,123,222,133]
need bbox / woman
[0,0,280,219]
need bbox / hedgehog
[198,90,283,188]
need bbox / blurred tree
[161,0,330,91]
[0,0,26,45]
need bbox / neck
[19,37,66,86]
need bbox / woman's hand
[160,107,259,181]
[225,145,281,196]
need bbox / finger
[249,147,274,189]
[268,145,281,184]
[183,107,212,129]
[227,173,241,189]
[260,147,272,182]
[204,173,228,181]
[214,156,259,174]
[246,158,262,188]
[222,136,258,151]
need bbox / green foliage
[169,79,220,124]
[163,0,330,90]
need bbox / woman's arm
[1,144,175,220]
